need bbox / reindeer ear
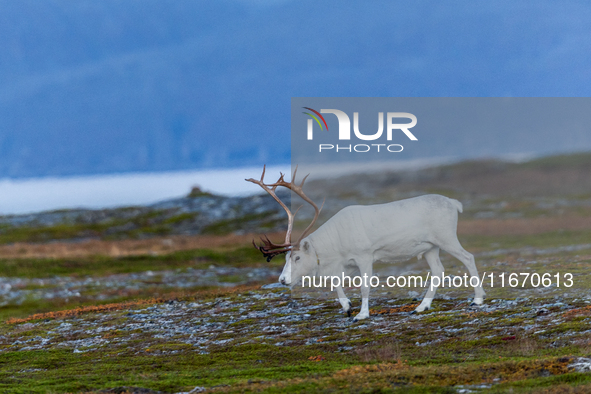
[302,241,310,252]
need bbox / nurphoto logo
[302,107,418,153]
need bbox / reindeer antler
[245,165,321,261]
[288,166,323,245]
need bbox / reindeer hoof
[409,310,417,315]
[411,306,429,314]
[346,310,351,317]
[352,313,369,322]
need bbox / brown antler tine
[245,165,266,185]
[300,173,310,188]
[260,234,272,247]
[292,165,298,183]
[261,164,266,181]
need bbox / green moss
[460,228,591,251]
[229,319,257,327]
[0,221,114,244]
[0,245,267,279]
[202,212,283,235]
[163,212,197,225]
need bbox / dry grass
[3,199,591,263]
[212,357,574,393]
[426,167,591,197]
[355,340,402,363]
[310,157,591,203]
[370,304,418,315]
[458,216,591,236]
[333,360,406,378]
[187,283,263,298]
[75,390,161,394]
[3,206,591,262]
[563,305,591,319]
[536,384,591,394]
[0,232,284,259]
[506,337,540,357]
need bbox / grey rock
[261,283,288,289]
[568,358,591,373]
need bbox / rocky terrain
[2,275,591,393]
[0,189,291,243]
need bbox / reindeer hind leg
[440,238,486,305]
[414,247,443,313]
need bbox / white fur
[279,194,485,321]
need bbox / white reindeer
[247,166,485,321]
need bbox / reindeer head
[281,239,320,286]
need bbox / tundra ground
[2,154,591,393]
[1,225,591,393]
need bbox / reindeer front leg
[335,285,352,316]
[353,259,372,322]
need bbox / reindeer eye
[295,256,300,262]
